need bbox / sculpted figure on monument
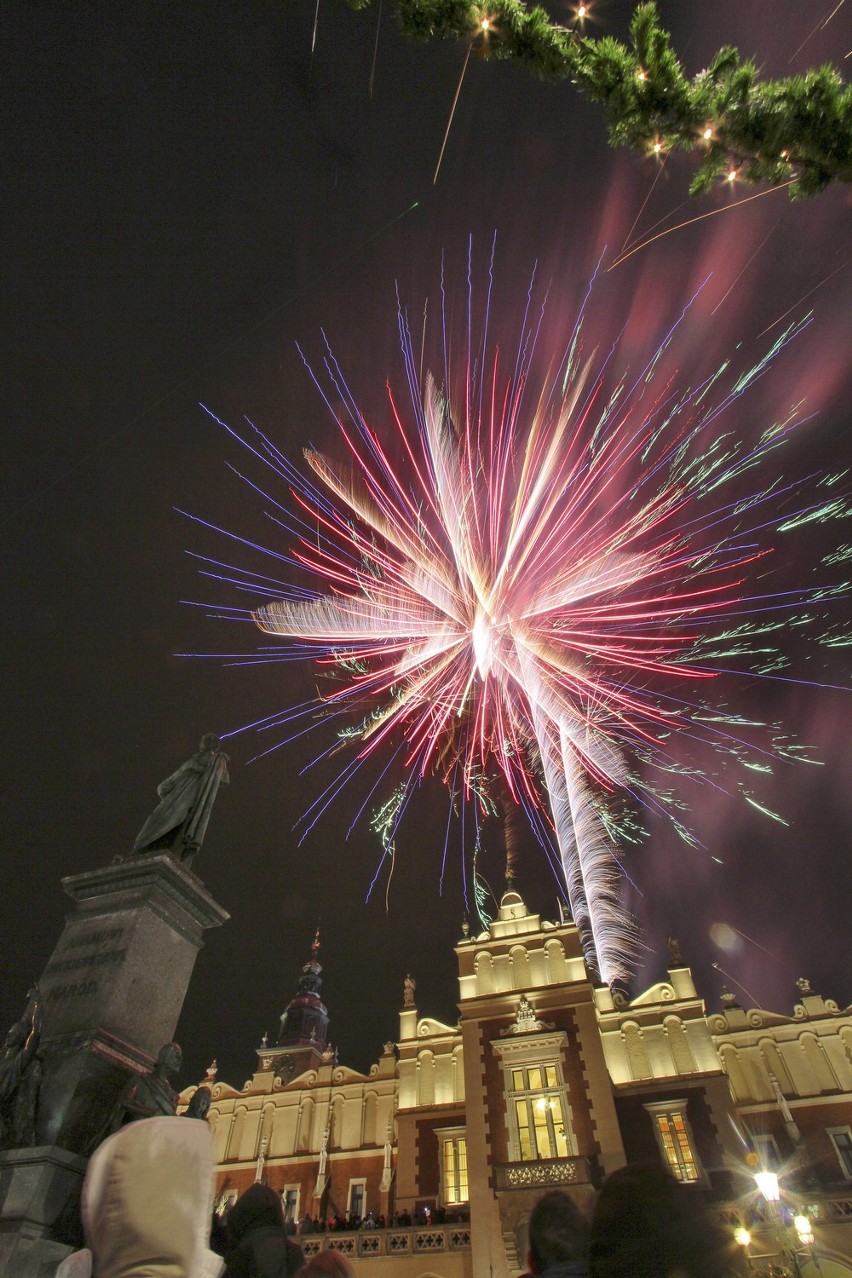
[183,1085,212,1120]
[115,1042,183,1126]
[0,985,43,1148]
[132,734,229,867]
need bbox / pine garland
[346,0,851,197]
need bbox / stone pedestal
[0,854,228,1275]
[35,854,229,1153]
[0,1146,86,1276]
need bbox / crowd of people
[294,1203,468,1233]
[54,1113,750,1277]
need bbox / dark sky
[2,1,850,1092]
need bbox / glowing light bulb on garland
[726,166,738,183]
[702,126,713,141]
[636,68,647,81]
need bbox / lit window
[441,1133,469,1204]
[282,1187,299,1223]
[645,1101,700,1182]
[511,1063,571,1161]
[493,1031,577,1165]
[828,1127,852,1179]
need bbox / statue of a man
[183,1085,212,1121]
[114,1042,183,1127]
[0,986,42,1148]
[403,974,416,1007]
[132,734,229,867]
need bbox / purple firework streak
[187,253,849,984]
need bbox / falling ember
[195,250,849,985]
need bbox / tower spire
[255,930,331,1081]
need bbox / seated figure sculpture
[114,1042,183,1127]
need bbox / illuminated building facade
[183,894,852,1277]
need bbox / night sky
[3,1,850,1094]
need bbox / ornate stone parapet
[493,1155,591,1191]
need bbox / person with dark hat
[224,1183,305,1277]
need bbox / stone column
[0,854,228,1276]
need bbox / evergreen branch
[347,0,851,197]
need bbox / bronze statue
[667,935,684,966]
[403,974,416,1007]
[183,1085,212,1120]
[115,1042,183,1126]
[132,734,229,866]
[0,986,42,1148]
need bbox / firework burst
[193,251,849,984]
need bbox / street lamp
[753,1168,804,1278]
[754,1170,780,1202]
[734,1226,752,1271]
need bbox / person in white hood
[57,1114,224,1277]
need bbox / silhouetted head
[227,1183,284,1247]
[527,1189,589,1274]
[298,1251,355,1277]
[589,1164,747,1278]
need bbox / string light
[726,166,738,183]
[702,126,713,141]
[577,3,588,17]
[636,68,648,81]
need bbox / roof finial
[312,927,321,958]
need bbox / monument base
[0,853,229,1275]
[0,1145,87,1277]
[37,853,229,1153]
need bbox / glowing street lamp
[752,1168,809,1278]
[754,1170,780,1202]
